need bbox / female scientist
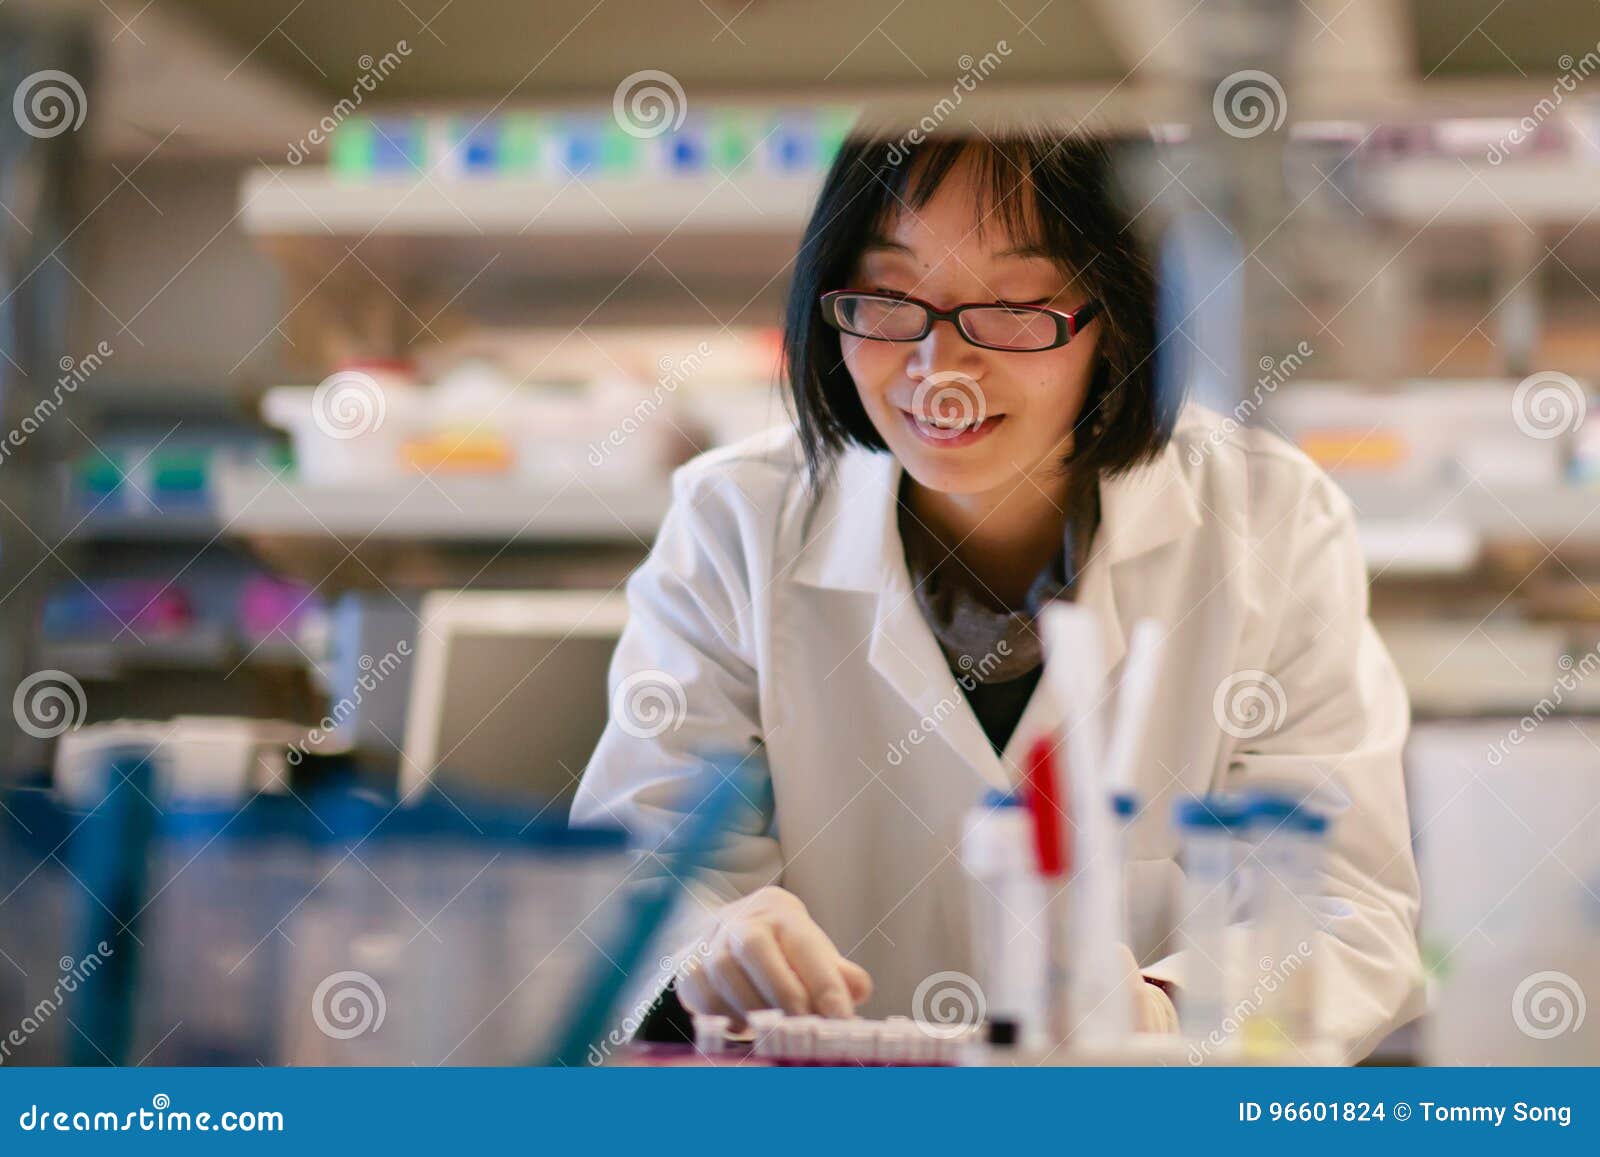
[572,127,1424,1060]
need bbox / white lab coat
[572,403,1425,1061]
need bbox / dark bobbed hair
[782,125,1180,499]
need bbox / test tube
[747,1009,782,1057]
[1065,790,1142,1051]
[1241,791,1329,1056]
[845,1019,876,1063]
[1109,791,1139,984]
[813,1020,844,1063]
[960,789,1051,1050]
[1067,798,1136,1050]
[1173,794,1250,1051]
[692,1014,730,1055]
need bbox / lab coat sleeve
[569,461,786,1022]
[1143,471,1425,1062]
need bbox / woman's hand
[678,886,873,1025]
[1115,942,1178,1034]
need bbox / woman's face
[839,161,1100,498]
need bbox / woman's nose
[905,318,984,380]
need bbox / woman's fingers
[775,920,858,1019]
[706,954,767,1024]
[728,926,809,1015]
[677,956,734,1018]
[692,887,876,1022]
[838,958,873,1004]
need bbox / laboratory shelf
[1357,520,1481,576]
[37,628,319,679]
[239,168,819,284]
[1341,479,1600,546]
[1336,478,1600,575]
[1364,157,1600,226]
[213,468,1600,556]
[38,624,233,679]
[245,157,1600,242]
[61,511,221,542]
[212,463,669,543]
[242,168,822,236]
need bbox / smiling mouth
[899,409,1005,445]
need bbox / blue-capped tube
[1173,794,1251,1051]
[1241,791,1330,1056]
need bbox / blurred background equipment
[400,590,627,804]
[1409,722,1600,1065]
[7,0,1600,777]
[0,767,637,1065]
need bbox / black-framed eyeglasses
[819,289,1101,353]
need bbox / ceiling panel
[166,0,1123,103]
[1412,0,1600,78]
[135,0,1600,124]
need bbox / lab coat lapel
[791,436,1200,792]
[791,447,1011,790]
[1085,435,1202,672]
[868,556,1012,791]
[997,438,1203,774]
